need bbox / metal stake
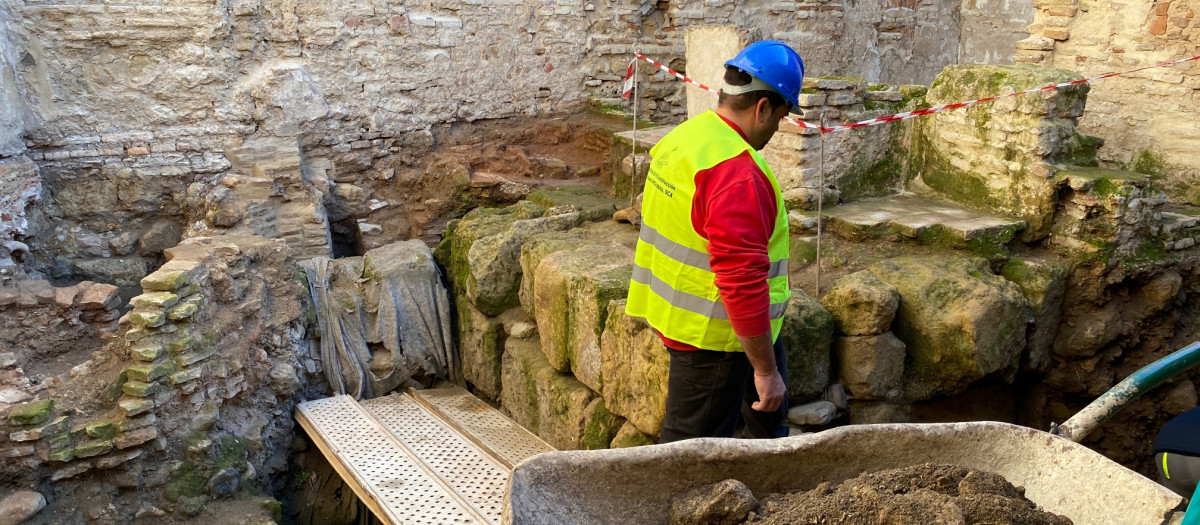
[816,116,826,298]
[630,56,640,208]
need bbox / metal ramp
[295,387,555,525]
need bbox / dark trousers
[1157,452,1200,499]
[658,338,789,443]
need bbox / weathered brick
[78,283,119,310]
[177,347,217,367]
[96,449,141,469]
[9,416,68,442]
[50,462,90,480]
[117,413,157,432]
[118,397,154,417]
[171,366,204,386]
[115,426,158,449]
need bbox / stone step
[613,125,674,152]
[1160,209,1200,251]
[796,195,1026,249]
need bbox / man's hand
[751,369,786,412]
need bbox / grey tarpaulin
[300,240,458,399]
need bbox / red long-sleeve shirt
[657,115,778,351]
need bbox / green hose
[1052,341,1200,442]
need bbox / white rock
[0,388,30,405]
[787,400,837,426]
[0,490,46,525]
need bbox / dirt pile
[669,464,1073,525]
[750,464,1072,525]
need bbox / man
[626,40,805,443]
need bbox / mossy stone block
[9,415,69,442]
[141,270,190,291]
[47,447,75,462]
[130,344,164,362]
[8,399,53,426]
[610,421,656,448]
[167,302,199,321]
[780,288,836,401]
[526,187,622,222]
[580,398,622,450]
[128,310,167,328]
[85,421,117,440]
[130,292,180,309]
[126,362,173,383]
[118,396,154,417]
[177,347,216,367]
[171,366,204,386]
[75,439,114,458]
[122,380,165,398]
[167,336,197,354]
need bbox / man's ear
[754,97,772,123]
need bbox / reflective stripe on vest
[625,110,791,352]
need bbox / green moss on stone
[75,439,114,458]
[85,421,117,440]
[527,187,621,222]
[9,399,53,426]
[127,361,175,382]
[122,380,165,398]
[1133,148,1169,178]
[167,337,197,355]
[580,399,622,450]
[168,302,199,321]
[141,270,190,292]
[790,236,818,265]
[131,292,180,309]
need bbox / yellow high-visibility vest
[626,110,791,352]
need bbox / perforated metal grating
[296,396,484,525]
[412,387,555,467]
[361,394,510,524]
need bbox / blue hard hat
[724,40,805,109]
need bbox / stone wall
[0,235,318,521]
[959,0,1035,64]
[762,79,917,209]
[0,280,121,369]
[1015,0,1200,205]
[437,190,839,448]
[0,3,25,158]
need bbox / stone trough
[505,422,1183,525]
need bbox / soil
[747,464,1073,525]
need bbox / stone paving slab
[822,195,1026,242]
[613,125,674,151]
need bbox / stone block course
[8,399,53,427]
[822,271,900,336]
[599,300,668,437]
[835,333,907,400]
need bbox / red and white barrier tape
[627,52,1200,134]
